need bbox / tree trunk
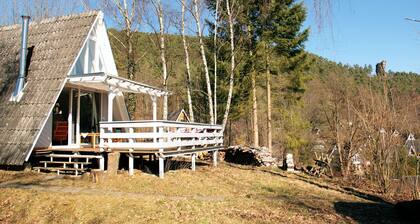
[193,0,214,124]
[222,0,235,132]
[265,53,272,152]
[126,29,136,118]
[213,0,220,124]
[157,0,168,120]
[181,0,194,122]
[334,102,345,176]
[247,23,259,147]
[252,71,259,147]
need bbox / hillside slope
[0,164,400,223]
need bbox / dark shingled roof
[0,11,99,165]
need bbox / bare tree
[150,0,169,120]
[180,0,195,122]
[213,0,220,124]
[221,0,235,131]
[192,0,214,124]
[102,0,141,118]
[0,0,80,25]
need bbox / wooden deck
[32,120,223,178]
[99,120,224,178]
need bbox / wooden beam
[108,91,115,122]
[68,88,73,145]
[76,88,81,146]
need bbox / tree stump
[107,152,120,175]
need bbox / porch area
[33,72,224,178]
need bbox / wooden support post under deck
[191,153,196,171]
[213,150,218,167]
[99,155,104,170]
[158,152,164,179]
[128,154,134,176]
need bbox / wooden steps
[33,166,86,175]
[33,151,104,176]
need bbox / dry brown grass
[0,163,401,223]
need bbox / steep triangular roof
[0,11,99,165]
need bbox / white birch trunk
[213,0,220,124]
[222,0,235,131]
[156,0,168,120]
[193,0,214,124]
[181,0,195,122]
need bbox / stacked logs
[225,145,280,167]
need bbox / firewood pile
[225,145,280,167]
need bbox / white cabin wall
[69,12,118,76]
[34,114,52,148]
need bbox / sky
[1,0,419,73]
[302,0,420,73]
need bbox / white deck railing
[99,120,224,152]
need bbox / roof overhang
[67,72,169,97]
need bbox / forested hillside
[108,29,419,191]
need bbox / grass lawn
[0,163,401,223]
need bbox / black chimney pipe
[12,15,30,100]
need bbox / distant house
[168,109,190,122]
[406,134,419,156]
[0,11,223,178]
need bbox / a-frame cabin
[0,11,223,178]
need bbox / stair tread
[33,167,86,171]
[39,161,92,164]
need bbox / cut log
[107,152,120,175]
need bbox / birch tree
[249,26,259,147]
[180,0,195,122]
[103,0,141,118]
[150,0,169,120]
[221,0,235,130]
[192,0,214,124]
[213,0,220,123]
